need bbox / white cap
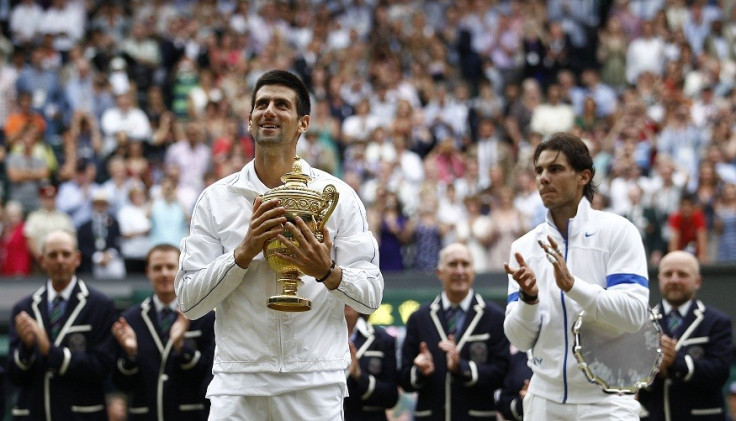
[91,187,110,204]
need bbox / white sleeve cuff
[180,350,201,370]
[410,365,422,389]
[361,374,376,400]
[683,355,695,382]
[463,360,478,387]
[59,347,72,375]
[13,349,34,370]
[117,358,138,375]
[517,300,541,322]
[564,275,602,309]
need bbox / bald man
[638,251,732,421]
[399,243,509,421]
[7,229,117,420]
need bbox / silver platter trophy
[572,308,663,395]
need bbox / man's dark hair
[145,244,181,268]
[533,132,598,201]
[679,192,698,205]
[251,70,311,117]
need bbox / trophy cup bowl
[261,160,339,312]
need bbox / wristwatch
[519,290,538,304]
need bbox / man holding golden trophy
[175,70,383,420]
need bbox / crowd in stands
[0,0,736,278]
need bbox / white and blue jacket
[503,198,649,404]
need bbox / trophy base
[267,295,312,312]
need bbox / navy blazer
[639,300,732,421]
[7,279,117,420]
[112,296,216,421]
[495,349,533,421]
[77,213,122,274]
[399,294,510,421]
[344,320,399,421]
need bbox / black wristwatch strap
[315,260,336,282]
[519,290,538,304]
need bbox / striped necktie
[667,310,684,337]
[446,305,464,336]
[159,308,176,338]
[49,296,65,340]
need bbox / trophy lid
[280,158,311,186]
[262,158,323,204]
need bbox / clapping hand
[504,252,539,303]
[538,236,574,292]
[112,317,138,358]
[348,342,362,380]
[414,341,435,376]
[170,311,190,352]
[16,312,50,356]
[658,335,677,377]
[438,335,460,373]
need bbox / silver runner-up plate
[572,308,663,395]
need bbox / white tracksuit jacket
[504,198,649,404]
[175,159,383,375]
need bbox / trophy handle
[317,185,339,232]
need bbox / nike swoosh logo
[585,232,595,237]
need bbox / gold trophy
[262,159,339,312]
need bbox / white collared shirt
[47,277,77,310]
[662,299,694,318]
[152,295,179,314]
[441,289,474,313]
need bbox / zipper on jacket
[277,313,284,371]
[560,223,570,404]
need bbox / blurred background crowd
[0,0,735,279]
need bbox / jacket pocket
[469,409,496,418]
[465,333,490,342]
[179,403,205,411]
[11,408,30,417]
[71,404,105,413]
[129,406,149,414]
[66,324,92,333]
[414,409,432,417]
[691,407,722,416]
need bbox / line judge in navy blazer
[399,243,510,421]
[639,251,732,421]
[344,305,399,420]
[7,230,117,420]
[111,244,215,421]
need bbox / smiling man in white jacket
[175,70,383,421]
[503,132,649,420]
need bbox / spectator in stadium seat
[668,194,708,263]
[57,158,100,229]
[4,91,46,148]
[23,184,75,262]
[77,187,124,279]
[5,124,50,213]
[1,200,32,276]
[100,89,152,157]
